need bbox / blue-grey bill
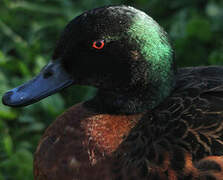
[2,59,74,107]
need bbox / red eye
[92,40,105,50]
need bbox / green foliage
[0,0,223,180]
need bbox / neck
[84,82,175,114]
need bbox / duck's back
[34,66,223,180]
[117,66,223,179]
[173,66,223,158]
[176,66,223,92]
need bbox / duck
[2,5,223,180]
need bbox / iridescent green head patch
[126,7,175,108]
[127,8,173,76]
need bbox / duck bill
[2,59,74,107]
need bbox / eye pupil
[92,40,105,50]
[96,41,102,47]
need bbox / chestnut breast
[34,103,143,180]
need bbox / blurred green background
[0,0,223,179]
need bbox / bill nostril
[43,70,53,79]
[2,91,13,105]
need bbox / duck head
[2,5,175,113]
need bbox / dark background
[0,0,223,179]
